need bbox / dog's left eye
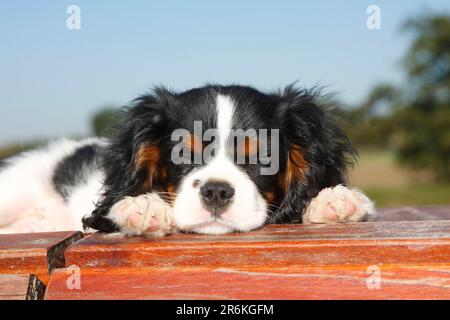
[235,137,258,159]
[183,133,203,155]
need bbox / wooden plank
[371,205,450,221]
[65,221,450,269]
[42,220,450,299]
[0,274,45,300]
[45,264,450,300]
[0,231,83,284]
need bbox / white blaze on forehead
[216,94,235,156]
[171,93,267,235]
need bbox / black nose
[200,180,235,216]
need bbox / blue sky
[1,1,449,145]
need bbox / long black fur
[270,85,357,223]
[83,84,357,232]
[82,89,173,232]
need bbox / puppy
[0,84,374,235]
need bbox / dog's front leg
[107,193,177,237]
[302,185,375,224]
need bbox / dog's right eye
[233,136,259,164]
[183,133,203,155]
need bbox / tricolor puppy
[0,85,374,235]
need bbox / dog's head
[89,84,355,234]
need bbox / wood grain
[43,221,450,299]
[0,274,45,300]
[65,221,450,269]
[371,206,450,221]
[0,231,83,284]
[45,264,450,300]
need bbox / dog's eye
[183,133,203,155]
[235,136,259,159]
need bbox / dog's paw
[108,193,176,237]
[302,185,375,224]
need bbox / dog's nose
[200,180,235,216]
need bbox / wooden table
[0,274,45,300]
[1,209,449,300]
[0,231,82,300]
[0,231,83,283]
[46,220,450,300]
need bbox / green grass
[363,184,450,207]
[356,148,397,163]
[351,149,450,207]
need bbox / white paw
[108,193,176,237]
[302,185,375,224]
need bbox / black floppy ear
[82,87,175,232]
[271,85,357,223]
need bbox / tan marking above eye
[182,133,204,154]
[236,136,259,157]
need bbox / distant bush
[0,141,45,160]
[91,107,122,138]
[391,106,450,181]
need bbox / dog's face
[134,87,284,234]
[166,93,281,234]
[90,85,355,234]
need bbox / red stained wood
[0,231,83,284]
[65,221,450,269]
[373,206,450,221]
[43,221,450,299]
[45,265,450,300]
[0,274,45,300]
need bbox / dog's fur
[0,84,375,235]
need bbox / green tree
[402,14,450,107]
[337,84,399,148]
[91,107,121,137]
[394,13,450,181]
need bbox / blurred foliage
[91,107,121,138]
[402,14,450,106]
[339,12,450,182]
[0,141,44,160]
[392,105,450,181]
[336,83,400,148]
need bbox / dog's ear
[82,87,175,232]
[271,85,357,223]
